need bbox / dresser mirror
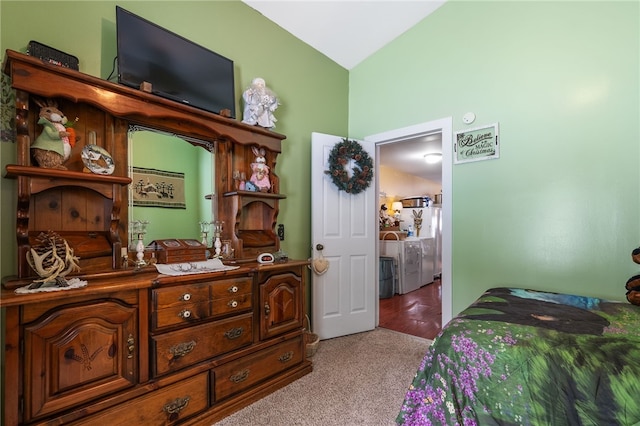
[128,127,216,248]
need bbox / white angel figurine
[242,78,279,129]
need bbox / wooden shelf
[5,164,132,185]
[223,190,286,199]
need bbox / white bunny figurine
[249,146,271,192]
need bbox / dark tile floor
[379,278,442,340]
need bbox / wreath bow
[324,139,373,194]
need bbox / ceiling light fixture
[424,153,442,164]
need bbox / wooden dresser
[1,50,311,425]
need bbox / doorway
[379,279,442,339]
[364,117,453,337]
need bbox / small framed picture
[454,123,499,164]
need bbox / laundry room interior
[378,133,443,339]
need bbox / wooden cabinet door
[23,300,137,422]
[259,271,303,340]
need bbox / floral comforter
[397,287,640,426]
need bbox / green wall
[0,0,349,278]
[349,1,640,314]
[2,1,638,317]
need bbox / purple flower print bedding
[397,287,640,425]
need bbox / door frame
[365,116,453,325]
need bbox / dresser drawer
[152,283,211,330]
[152,314,253,377]
[210,277,252,297]
[154,283,211,309]
[211,277,252,317]
[213,293,251,316]
[213,336,303,401]
[153,301,211,330]
[73,371,208,425]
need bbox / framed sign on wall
[131,167,186,209]
[454,123,499,164]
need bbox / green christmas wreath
[325,138,374,194]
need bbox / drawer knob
[264,302,271,316]
[228,300,238,308]
[163,396,190,419]
[170,340,196,359]
[228,285,239,293]
[180,293,191,301]
[179,309,192,319]
[224,327,244,340]
[229,369,250,384]
[279,351,294,363]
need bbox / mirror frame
[127,125,217,249]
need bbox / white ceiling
[242,0,446,70]
[378,133,442,182]
[242,0,446,183]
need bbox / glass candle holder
[199,221,211,246]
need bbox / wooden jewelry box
[148,239,207,264]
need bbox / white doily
[155,258,239,276]
[15,277,88,294]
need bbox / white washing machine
[379,239,422,294]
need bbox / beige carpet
[214,328,432,425]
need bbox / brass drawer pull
[170,340,196,359]
[224,327,244,340]
[264,302,270,316]
[163,396,190,417]
[229,369,250,384]
[178,309,192,319]
[179,293,191,301]
[228,285,239,293]
[228,300,238,308]
[279,351,294,363]
[127,334,135,359]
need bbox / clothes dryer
[379,239,422,294]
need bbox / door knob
[316,244,324,251]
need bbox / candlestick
[130,220,149,268]
[212,221,223,258]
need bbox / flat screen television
[116,6,236,118]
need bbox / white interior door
[311,132,376,340]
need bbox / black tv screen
[116,6,236,118]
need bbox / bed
[397,287,640,425]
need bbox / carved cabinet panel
[23,299,137,422]
[259,267,304,340]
